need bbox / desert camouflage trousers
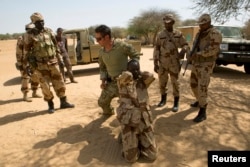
[98,81,119,114]
[158,56,180,96]
[20,69,40,93]
[119,109,157,163]
[35,62,66,101]
[190,61,215,107]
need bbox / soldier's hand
[18,65,24,71]
[100,82,107,89]
[154,65,159,73]
[178,49,186,59]
[26,66,32,76]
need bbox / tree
[127,8,180,45]
[181,19,197,26]
[242,20,250,39]
[191,0,250,23]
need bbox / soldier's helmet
[197,13,211,25]
[163,14,175,24]
[25,23,35,30]
[30,12,44,23]
[127,59,140,79]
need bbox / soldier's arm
[16,37,23,66]
[64,37,68,52]
[197,30,222,58]
[98,52,108,81]
[153,36,161,66]
[125,43,140,61]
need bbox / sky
[0,0,248,34]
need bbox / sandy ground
[0,40,249,167]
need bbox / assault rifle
[183,32,201,76]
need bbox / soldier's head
[25,23,35,31]
[163,14,175,31]
[94,25,111,46]
[127,59,140,79]
[56,27,63,37]
[197,13,211,31]
[30,12,44,30]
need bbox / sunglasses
[95,37,103,42]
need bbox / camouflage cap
[30,12,44,23]
[117,71,133,85]
[25,23,35,29]
[163,14,175,23]
[197,14,211,25]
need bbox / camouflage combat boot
[193,106,207,123]
[23,92,32,102]
[32,90,42,98]
[60,96,75,109]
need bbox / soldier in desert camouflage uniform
[15,23,42,102]
[153,14,189,112]
[189,13,222,122]
[24,12,74,113]
[95,25,140,116]
[116,60,157,163]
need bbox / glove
[59,61,65,69]
[154,65,159,73]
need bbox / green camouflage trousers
[35,62,66,101]
[20,69,39,93]
[158,58,180,96]
[98,81,119,114]
[190,61,215,107]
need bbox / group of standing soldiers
[15,12,222,163]
[15,12,75,113]
[153,13,222,122]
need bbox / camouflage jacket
[153,29,188,61]
[192,26,222,62]
[116,71,154,127]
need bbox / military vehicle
[62,28,142,66]
[177,25,250,74]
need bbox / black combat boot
[190,101,199,107]
[60,96,75,109]
[48,100,55,113]
[193,107,207,123]
[172,96,179,112]
[157,94,167,107]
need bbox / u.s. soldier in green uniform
[95,25,140,116]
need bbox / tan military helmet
[30,12,44,23]
[163,14,175,24]
[197,13,211,25]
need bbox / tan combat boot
[23,92,32,102]
[32,90,42,98]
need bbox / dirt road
[0,40,249,167]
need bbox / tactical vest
[33,28,56,58]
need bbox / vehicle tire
[244,63,250,74]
